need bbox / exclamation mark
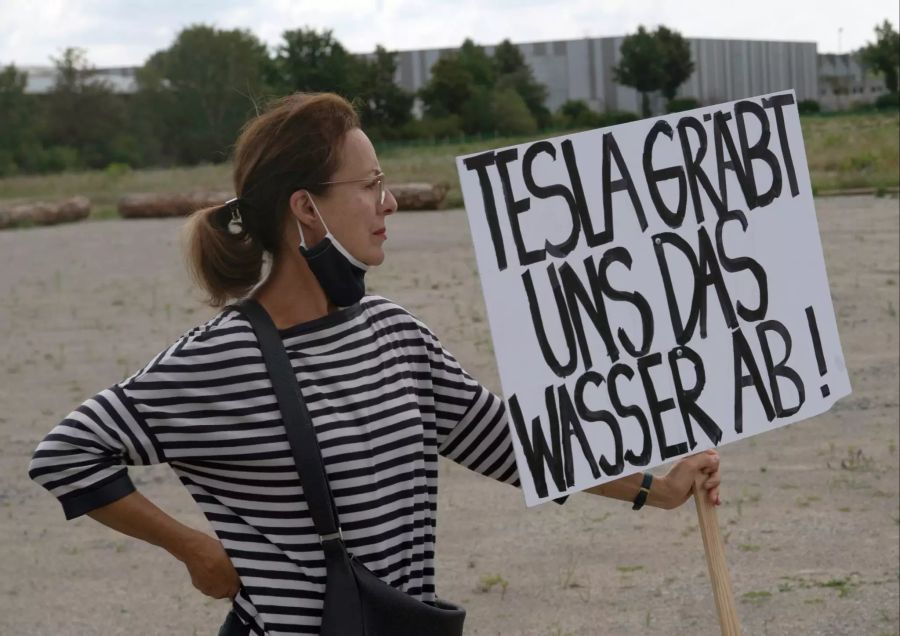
[805,306,829,397]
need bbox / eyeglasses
[319,172,387,205]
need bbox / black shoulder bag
[233,299,466,636]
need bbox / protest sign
[457,90,851,507]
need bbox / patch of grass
[92,204,119,221]
[616,565,644,573]
[734,488,762,516]
[839,448,877,472]
[796,495,821,508]
[829,475,873,490]
[741,590,772,604]
[818,577,856,598]
[738,543,761,552]
[802,112,900,192]
[475,573,509,597]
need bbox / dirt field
[1,196,898,635]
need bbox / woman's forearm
[585,472,672,509]
[585,450,722,509]
[86,489,241,599]
[86,489,202,562]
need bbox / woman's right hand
[175,529,241,600]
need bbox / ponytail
[183,203,264,307]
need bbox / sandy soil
[1,196,898,636]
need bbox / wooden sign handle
[693,477,742,636]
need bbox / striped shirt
[28,295,525,635]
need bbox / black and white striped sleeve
[423,332,519,487]
[28,385,165,520]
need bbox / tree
[655,26,695,101]
[419,52,478,118]
[613,25,695,116]
[460,86,498,134]
[457,39,496,87]
[493,39,550,127]
[0,64,34,174]
[859,20,900,93]
[271,28,363,97]
[136,25,272,164]
[39,48,129,169]
[419,38,547,135]
[613,26,665,116]
[419,39,497,120]
[356,46,414,134]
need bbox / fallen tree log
[118,191,232,219]
[0,196,91,230]
[390,182,449,210]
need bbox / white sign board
[456,90,851,506]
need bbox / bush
[0,150,18,177]
[24,145,82,174]
[492,87,538,136]
[797,99,821,114]
[104,162,133,178]
[666,97,701,113]
[556,101,640,130]
[874,92,900,110]
[401,115,463,140]
[596,110,640,126]
[558,99,592,125]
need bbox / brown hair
[184,92,360,307]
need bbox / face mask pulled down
[296,196,369,307]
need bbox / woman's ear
[289,189,317,227]
[288,189,324,247]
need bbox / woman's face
[300,128,397,266]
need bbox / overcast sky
[1,0,896,68]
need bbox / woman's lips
[374,228,386,239]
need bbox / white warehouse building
[392,36,820,113]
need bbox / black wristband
[631,472,653,510]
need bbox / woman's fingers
[694,450,721,505]
[691,450,720,476]
[703,471,721,490]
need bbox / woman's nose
[382,189,398,215]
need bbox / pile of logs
[116,183,449,218]
[0,197,91,230]
[0,183,450,230]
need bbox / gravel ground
[1,196,897,635]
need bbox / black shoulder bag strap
[233,299,364,635]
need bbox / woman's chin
[366,249,385,267]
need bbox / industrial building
[394,36,821,113]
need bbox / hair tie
[224,197,244,235]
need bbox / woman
[28,92,722,635]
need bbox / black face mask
[296,200,369,307]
